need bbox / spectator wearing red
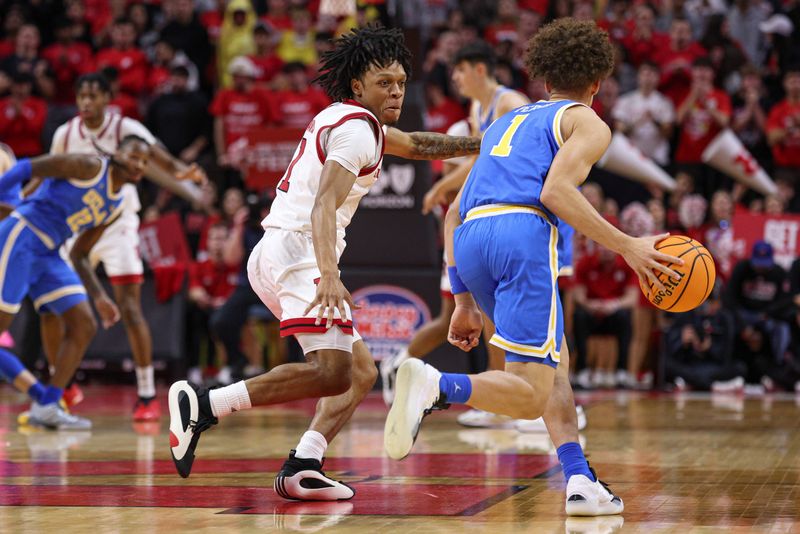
[249,22,284,85]
[621,4,669,67]
[200,0,227,44]
[262,0,293,31]
[0,72,47,157]
[150,39,200,95]
[210,56,280,168]
[485,0,519,45]
[653,17,707,106]
[96,18,149,96]
[274,62,330,129]
[767,67,800,181]
[186,223,240,385]
[675,57,731,165]
[598,0,634,42]
[424,80,465,134]
[100,66,140,120]
[0,24,54,100]
[42,18,94,106]
[572,246,639,388]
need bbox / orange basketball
[639,235,716,313]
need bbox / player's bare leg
[457,315,516,428]
[113,283,158,420]
[39,312,85,408]
[543,341,624,515]
[0,311,89,429]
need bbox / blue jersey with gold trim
[460,100,583,223]
[14,158,122,248]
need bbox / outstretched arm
[70,221,121,329]
[384,128,482,160]
[0,154,102,193]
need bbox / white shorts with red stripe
[63,210,144,285]
[247,227,361,354]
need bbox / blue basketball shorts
[557,220,574,277]
[0,216,87,315]
[454,209,563,367]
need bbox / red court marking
[0,454,557,479]
[0,483,523,516]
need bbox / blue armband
[447,266,469,295]
[0,159,31,194]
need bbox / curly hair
[315,24,412,101]
[525,18,614,93]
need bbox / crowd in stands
[1,0,799,393]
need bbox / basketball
[639,235,716,313]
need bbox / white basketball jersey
[263,102,385,245]
[50,112,157,215]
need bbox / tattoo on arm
[407,132,482,160]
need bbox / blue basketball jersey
[0,182,20,206]
[14,158,122,248]
[460,100,584,223]
[474,86,511,134]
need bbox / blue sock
[557,442,595,481]
[438,373,472,403]
[39,385,63,406]
[28,382,46,403]
[0,348,25,382]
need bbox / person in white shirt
[167,25,482,501]
[612,61,675,167]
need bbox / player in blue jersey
[0,135,150,429]
[385,19,684,516]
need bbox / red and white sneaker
[274,450,355,501]
[62,383,84,408]
[133,398,162,421]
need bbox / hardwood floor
[1,386,798,533]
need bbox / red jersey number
[277,137,307,193]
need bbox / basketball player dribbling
[168,25,482,501]
[385,19,684,516]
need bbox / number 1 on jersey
[490,114,528,157]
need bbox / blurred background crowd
[1,0,800,395]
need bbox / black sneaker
[168,380,218,478]
[274,450,355,501]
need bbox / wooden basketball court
[1,386,798,532]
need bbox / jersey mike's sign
[351,284,431,361]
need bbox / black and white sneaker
[273,450,355,501]
[565,467,624,516]
[168,380,218,478]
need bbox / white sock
[136,366,156,399]
[294,430,328,461]
[209,381,252,418]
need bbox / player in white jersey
[168,25,482,501]
[39,73,205,421]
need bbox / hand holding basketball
[620,232,684,295]
[638,235,717,312]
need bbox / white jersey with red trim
[262,101,386,246]
[50,112,157,215]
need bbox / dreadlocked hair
[315,24,412,101]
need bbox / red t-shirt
[621,31,670,67]
[485,23,518,45]
[41,42,95,104]
[575,253,637,300]
[653,42,707,106]
[261,14,292,31]
[0,96,47,156]
[188,259,238,304]
[275,88,330,129]
[107,93,140,120]
[95,47,150,96]
[209,88,280,147]
[675,89,731,164]
[200,10,224,42]
[249,54,285,84]
[148,65,171,94]
[766,99,800,168]
[424,97,465,133]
